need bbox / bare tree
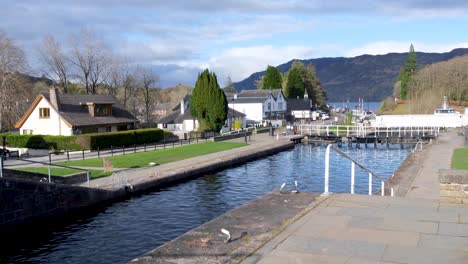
[40,35,70,93]
[70,30,109,94]
[0,31,31,131]
[137,66,159,123]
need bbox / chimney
[180,99,185,114]
[49,88,60,111]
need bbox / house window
[39,108,50,118]
[95,106,109,116]
[106,126,112,132]
[278,102,283,110]
[23,129,33,135]
[268,102,271,110]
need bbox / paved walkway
[243,131,468,264]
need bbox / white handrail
[323,144,388,196]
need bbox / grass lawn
[452,148,468,170]
[14,167,112,179]
[56,141,247,168]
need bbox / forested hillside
[233,48,468,101]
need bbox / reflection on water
[1,144,411,264]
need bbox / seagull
[292,180,300,193]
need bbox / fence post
[134,144,136,153]
[144,143,146,152]
[154,142,156,150]
[324,144,331,194]
[0,156,3,178]
[86,171,90,187]
[97,147,100,158]
[351,161,355,194]
[381,181,385,196]
[111,145,113,156]
[48,153,52,164]
[82,150,85,160]
[67,150,70,160]
[368,172,372,195]
[48,164,51,183]
[180,139,183,146]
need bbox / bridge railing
[298,125,440,138]
[323,144,392,196]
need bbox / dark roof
[237,89,283,99]
[287,98,311,111]
[43,93,135,127]
[227,107,246,118]
[231,97,265,104]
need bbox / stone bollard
[276,133,279,141]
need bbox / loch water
[2,143,412,264]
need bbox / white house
[15,88,135,135]
[158,95,246,134]
[157,95,198,132]
[227,89,287,123]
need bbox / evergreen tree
[398,44,417,99]
[262,65,282,89]
[223,76,236,93]
[190,69,227,132]
[289,61,327,109]
[286,67,304,98]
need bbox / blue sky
[1,0,468,87]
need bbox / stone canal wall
[0,177,125,232]
[129,141,294,194]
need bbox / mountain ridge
[233,48,468,101]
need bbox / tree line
[0,30,160,132]
[255,62,328,109]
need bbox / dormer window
[96,105,109,116]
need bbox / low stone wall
[439,169,468,204]
[0,177,126,232]
[212,131,252,142]
[3,168,88,185]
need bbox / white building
[227,89,287,123]
[15,89,135,135]
[157,95,245,134]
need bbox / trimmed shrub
[4,128,173,150]
[4,134,83,150]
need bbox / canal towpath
[241,131,468,264]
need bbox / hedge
[3,128,173,150]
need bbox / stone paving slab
[130,191,321,264]
[242,194,468,264]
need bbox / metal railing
[1,156,91,187]
[412,140,424,152]
[324,144,392,196]
[299,125,440,138]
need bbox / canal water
[2,143,412,264]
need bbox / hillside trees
[397,44,417,99]
[190,69,227,132]
[262,65,282,89]
[0,31,32,131]
[406,55,468,113]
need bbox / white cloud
[345,41,468,57]
[205,45,318,85]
